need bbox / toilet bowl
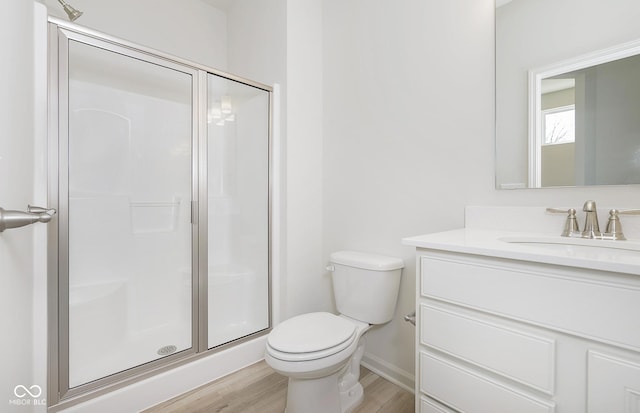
[265,251,404,413]
[265,312,371,413]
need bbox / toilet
[265,251,404,413]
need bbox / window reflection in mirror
[531,51,640,188]
[540,80,576,186]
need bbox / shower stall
[47,19,271,406]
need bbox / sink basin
[499,236,640,258]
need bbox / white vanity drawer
[420,255,640,350]
[420,396,456,413]
[420,351,555,413]
[420,304,555,394]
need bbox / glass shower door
[206,74,270,348]
[51,24,273,405]
[63,38,197,389]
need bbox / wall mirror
[495,0,640,189]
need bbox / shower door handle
[0,205,56,232]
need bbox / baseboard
[361,352,415,394]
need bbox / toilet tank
[329,251,404,325]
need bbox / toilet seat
[267,312,357,362]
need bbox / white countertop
[403,228,640,276]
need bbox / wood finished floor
[143,360,414,413]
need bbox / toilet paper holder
[404,311,416,326]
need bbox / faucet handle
[617,209,640,216]
[604,209,640,240]
[546,207,580,237]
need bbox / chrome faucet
[581,200,601,239]
[549,201,639,240]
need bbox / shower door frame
[47,18,273,410]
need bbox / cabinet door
[588,351,640,413]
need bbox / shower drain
[157,345,178,356]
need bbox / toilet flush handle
[326,265,335,272]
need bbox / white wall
[225,0,286,86]
[226,0,327,321]
[322,0,640,390]
[0,2,41,412]
[322,0,495,387]
[42,0,227,70]
[0,0,35,406]
[283,0,328,318]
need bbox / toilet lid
[268,312,356,354]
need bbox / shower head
[57,0,83,22]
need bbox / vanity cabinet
[414,249,640,413]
